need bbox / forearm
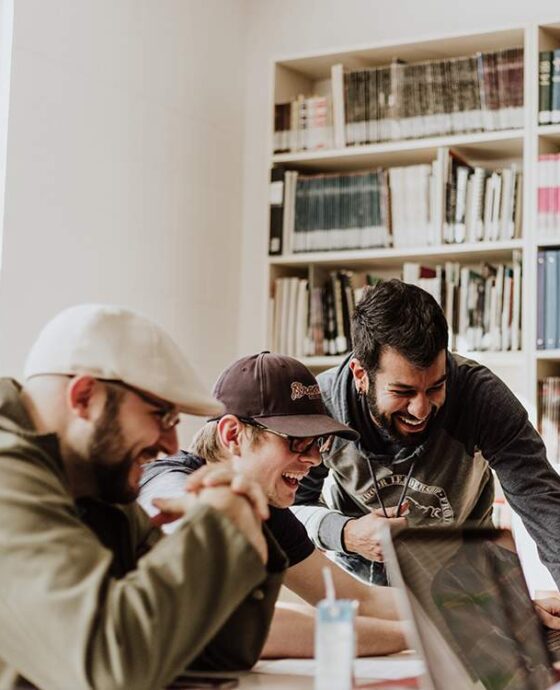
[358,585,401,620]
[261,603,316,658]
[356,618,408,656]
[291,504,351,552]
[261,604,407,658]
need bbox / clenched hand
[343,502,409,562]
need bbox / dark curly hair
[351,279,448,372]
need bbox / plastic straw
[322,566,336,602]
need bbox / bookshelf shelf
[536,237,560,247]
[300,351,525,372]
[537,124,560,139]
[458,350,526,367]
[269,240,524,269]
[300,356,346,371]
[273,129,524,172]
[537,351,560,360]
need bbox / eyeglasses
[101,379,181,431]
[240,418,334,456]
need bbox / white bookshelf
[267,25,532,394]
[263,20,560,593]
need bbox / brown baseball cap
[212,351,359,440]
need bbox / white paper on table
[253,656,424,680]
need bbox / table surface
[182,654,423,689]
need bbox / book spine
[551,49,560,125]
[545,250,558,349]
[539,51,553,125]
[269,168,285,255]
[537,250,546,350]
[511,251,522,352]
[331,64,346,148]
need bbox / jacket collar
[0,377,66,480]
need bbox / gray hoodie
[293,352,560,586]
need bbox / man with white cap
[0,305,286,690]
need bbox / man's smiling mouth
[281,471,308,488]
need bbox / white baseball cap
[24,303,224,417]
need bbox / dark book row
[338,49,523,145]
[538,50,560,125]
[269,168,390,255]
[269,154,522,256]
[273,47,524,153]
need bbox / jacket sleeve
[293,362,357,553]
[189,525,287,671]
[467,367,560,587]
[0,450,284,690]
[292,459,353,552]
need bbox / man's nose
[408,394,430,420]
[159,426,179,455]
[300,445,322,467]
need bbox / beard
[88,389,139,504]
[365,384,436,447]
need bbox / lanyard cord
[369,457,416,518]
[366,457,416,586]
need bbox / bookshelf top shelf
[269,240,524,269]
[272,130,524,172]
[276,28,525,80]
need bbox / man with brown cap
[140,351,407,657]
[0,305,286,690]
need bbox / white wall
[0,0,13,272]
[0,0,249,443]
[239,0,560,354]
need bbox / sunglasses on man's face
[240,418,334,456]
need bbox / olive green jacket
[0,379,285,690]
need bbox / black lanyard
[368,457,416,518]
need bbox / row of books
[273,95,331,155]
[538,50,560,125]
[403,256,522,353]
[537,249,560,350]
[537,154,560,237]
[273,48,524,153]
[269,151,522,255]
[269,258,521,358]
[538,377,560,465]
[269,271,361,358]
[270,167,390,254]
